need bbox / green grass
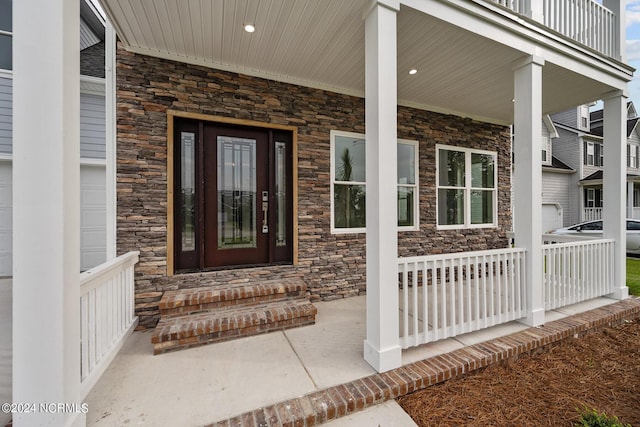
[626,257,640,296]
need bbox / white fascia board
[543,114,559,138]
[542,166,575,174]
[80,75,106,96]
[0,70,12,79]
[401,0,632,88]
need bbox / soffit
[100,0,619,124]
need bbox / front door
[174,119,293,271]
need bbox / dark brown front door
[174,118,293,272]
[203,125,269,267]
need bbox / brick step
[158,279,308,318]
[152,299,317,354]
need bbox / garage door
[0,161,11,277]
[80,163,106,271]
[542,204,563,233]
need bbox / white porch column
[363,0,402,373]
[105,20,117,260]
[627,181,634,219]
[603,92,629,300]
[13,1,84,426]
[513,55,545,326]
[603,0,626,62]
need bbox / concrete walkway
[82,294,640,427]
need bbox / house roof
[543,156,574,172]
[589,117,639,137]
[553,121,602,138]
[80,41,105,78]
[581,170,640,182]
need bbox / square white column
[13,1,84,426]
[513,55,545,327]
[363,0,402,373]
[603,92,629,300]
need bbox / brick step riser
[160,291,307,318]
[153,316,316,354]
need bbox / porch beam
[603,91,629,300]
[363,0,402,373]
[513,55,545,327]
[13,1,84,426]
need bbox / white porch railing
[582,207,603,221]
[542,238,614,310]
[492,0,615,57]
[398,248,527,349]
[79,251,139,399]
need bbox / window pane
[0,34,11,70]
[275,141,287,246]
[438,149,465,187]
[397,143,415,185]
[334,183,366,228]
[398,187,414,227]
[438,188,464,225]
[180,132,196,251]
[470,190,493,224]
[471,153,494,188]
[0,0,11,32]
[334,136,365,182]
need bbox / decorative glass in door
[217,136,257,250]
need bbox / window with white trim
[586,142,595,165]
[0,0,11,71]
[330,130,419,233]
[541,135,551,165]
[628,144,639,169]
[436,145,497,229]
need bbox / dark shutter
[594,144,601,167]
[584,141,588,165]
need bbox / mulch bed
[398,317,640,426]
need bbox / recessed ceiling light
[409,69,418,75]
[244,24,255,33]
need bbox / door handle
[262,191,269,233]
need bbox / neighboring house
[542,102,640,229]
[0,0,108,277]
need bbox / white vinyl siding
[542,171,572,227]
[0,77,10,154]
[550,108,578,128]
[80,93,106,159]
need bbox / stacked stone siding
[116,45,512,328]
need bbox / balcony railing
[493,0,616,57]
[582,207,603,221]
[79,251,139,399]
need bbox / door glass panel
[217,136,257,249]
[181,132,196,251]
[275,141,287,247]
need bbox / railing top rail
[542,238,615,249]
[398,246,526,265]
[80,251,140,294]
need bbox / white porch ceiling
[101,0,619,125]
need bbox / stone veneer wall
[116,45,512,328]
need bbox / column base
[363,340,402,373]
[518,308,545,327]
[607,286,629,300]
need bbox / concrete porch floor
[83,294,638,427]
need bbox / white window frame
[580,105,589,129]
[630,144,638,169]
[330,130,420,234]
[436,144,498,230]
[0,0,11,73]
[541,135,551,165]
[586,141,595,166]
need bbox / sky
[627,1,640,106]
